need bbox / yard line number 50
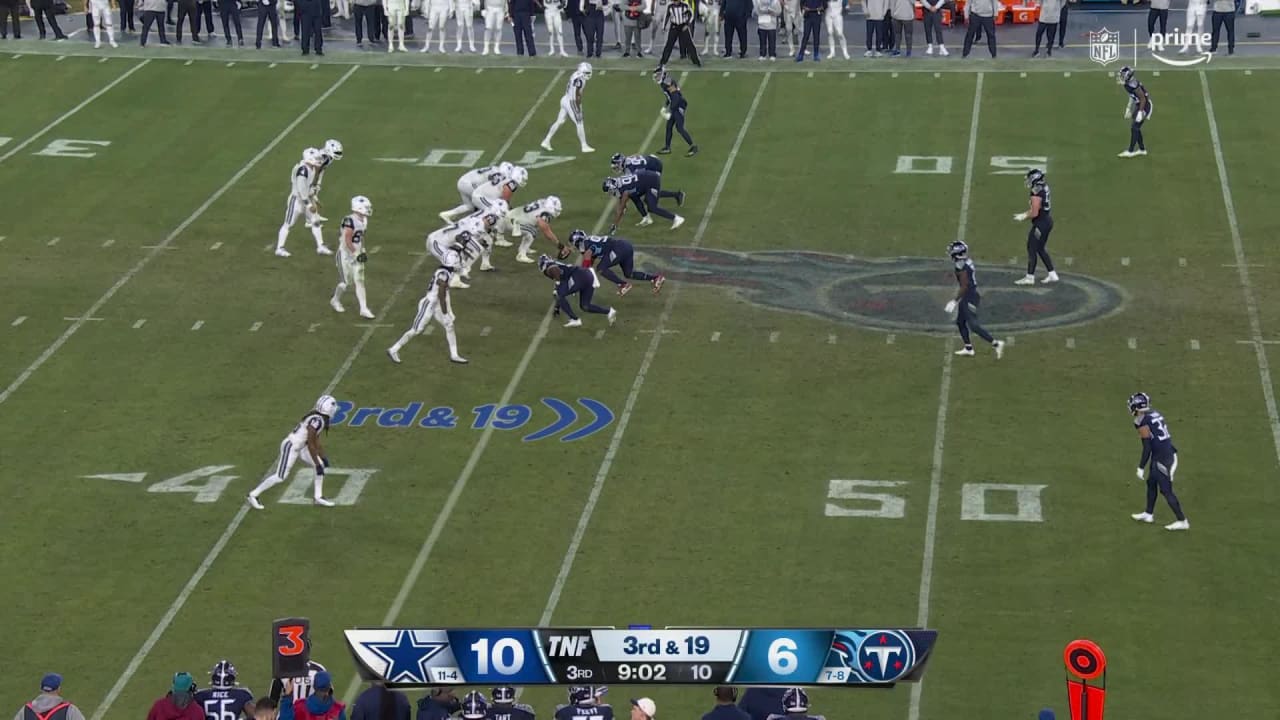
[893,155,1050,175]
[824,479,1047,523]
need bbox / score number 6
[767,638,798,675]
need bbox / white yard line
[85,65,363,720]
[536,71,773,628]
[0,65,359,409]
[1200,70,1280,467]
[338,68,571,704]
[907,71,984,720]
[0,59,150,164]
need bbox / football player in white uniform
[701,0,721,55]
[824,0,849,59]
[88,0,118,47]
[457,200,508,286]
[422,0,453,51]
[276,148,330,258]
[440,162,518,222]
[783,0,800,54]
[246,395,338,509]
[480,0,507,53]
[386,0,409,50]
[387,255,469,365]
[544,0,569,56]
[470,166,527,216]
[312,139,344,221]
[646,0,669,52]
[454,0,477,51]
[541,63,596,154]
[507,196,564,264]
[330,196,375,319]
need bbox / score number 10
[471,638,527,675]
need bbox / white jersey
[338,214,368,258]
[508,197,559,235]
[286,411,327,449]
[290,162,314,200]
[470,174,516,210]
[313,154,335,192]
[460,165,500,192]
[482,0,505,10]
[564,71,589,110]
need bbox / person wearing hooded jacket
[280,673,348,720]
[15,674,87,720]
[146,673,206,720]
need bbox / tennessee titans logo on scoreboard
[854,631,917,684]
[825,631,863,670]
[354,630,451,684]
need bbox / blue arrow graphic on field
[524,398,578,441]
[561,397,614,442]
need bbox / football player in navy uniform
[541,255,618,328]
[554,687,612,720]
[654,68,698,157]
[1129,392,1190,531]
[944,241,1005,359]
[416,689,460,720]
[197,661,254,720]
[604,172,686,232]
[1117,66,1152,158]
[485,688,534,720]
[459,692,488,720]
[611,152,664,175]
[1013,168,1059,285]
[569,229,665,296]
[764,689,822,720]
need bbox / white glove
[944,300,958,314]
[591,267,601,288]
[1135,467,1145,481]
[1135,110,1146,123]
[1013,212,1028,222]
[1123,105,1132,119]
[660,109,671,120]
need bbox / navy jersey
[582,234,614,259]
[953,258,980,302]
[662,84,687,111]
[1124,76,1152,114]
[1136,410,1177,459]
[615,173,645,198]
[621,154,662,173]
[554,706,614,720]
[1030,180,1052,215]
[557,267,596,296]
[196,687,255,720]
[487,705,536,720]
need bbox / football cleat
[618,282,632,296]
[1118,150,1138,158]
[247,495,265,510]
[1014,275,1036,285]
[1164,519,1190,531]
[330,298,345,313]
[637,216,654,227]
[359,308,375,319]
[516,253,535,264]
[387,348,402,364]
[564,318,583,328]
[1042,271,1060,283]
[314,497,335,507]
[671,215,685,229]
[1131,512,1154,523]
[652,274,665,294]
[607,308,617,326]
[954,346,976,357]
[316,245,333,255]
[275,248,291,258]
[993,340,1005,359]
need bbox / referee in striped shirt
[656,0,701,68]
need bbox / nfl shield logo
[1089,28,1120,65]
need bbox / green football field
[3,47,1280,720]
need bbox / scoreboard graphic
[344,628,937,688]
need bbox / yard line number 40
[894,156,1050,175]
[825,479,1047,523]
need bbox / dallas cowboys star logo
[361,630,450,683]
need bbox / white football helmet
[315,395,339,416]
[486,198,510,218]
[544,195,563,218]
[351,195,373,216]
[498,161,516,176]
[577,62,593,79]
[324,139,344,160]
[508,166,529,188]
[303,147,324,166]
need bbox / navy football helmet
[209,660,238,689]
[538,254,556,273]
[569,687,600,706]
[948,241,969,260]
[782,688,809,714]
[1118,65,1134,83]
[610,153,626,172]
[461,692,488,720]
[1025,168,1045,189]
[1129,392,1151,415]
[490,687,516,705]
[602,177,621,196]
[569,229,588,252]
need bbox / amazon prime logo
[637,247,1126,335]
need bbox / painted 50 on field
[330,398,615,443]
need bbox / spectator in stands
[961,0,995,57]
[754,0,779,58]
[257,0,283,45]
[296,0,325,53]
[722,0,750,57]
[353,682,411,720]
[622,0,645,55]
[220,0,244,44]
[1148,0,1168,36]
[416,689,460,720]
[280,674,347,720]
[14,674,86,720]
[889,0,912,55]
[139,0,170,43]
[0,0,20,38]
[629,699,657,720]
[29,0,68,39]
[1213,0,1233,53]
[861,0,882,54]
[919,0,944,53]
[146,673,205,720]
[1033,0,1058,55]
[701,688,749,720]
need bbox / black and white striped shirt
[666,0,692,25]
